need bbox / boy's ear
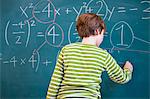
[95,29,100,35]
[101,29,105,35]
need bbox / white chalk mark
[86,7,93,13]
[110,21,134,48]
[12,31,25,34]
[141,1,150,4]
[33,0,56,24]
[141,0,150,20]
[48,3,51,17]
[107,7,115,21]
[68,22,80,44]
[45,23,64,47]
[36,41,47,52]
[29,50,37,69]
[96,1,104,17]
[86,0,108,20]
[34,10,41,14]
[43,59,52,67]
[20,6,28,18]
[28,3,34,9]
[129,8,138,11]
[65,8,72,14]
[73,32,78,35]
[142,17,150,19]
[5,21,10,46]
[118,7,125,9]
[134,36,150,44]
[15,36,22,44]
[47,26,60,44]
[3,61,9,64]
[12,24,18,26]
[20,58,26,65]
[110,47,115,53]
[117,7,126,13]
[24,17,34,24]
[76,36,80,39]
[55,8,60,16]
[29,49,40,72]
[68,22,74,44]
[104,31,108,37]
[73,6,83,21]
[105,47,150,54]
[35,51,40,72]
[115,24,128,46]
[118,10,126,13]
[25,20,31,47]
[18,21,25,29]
[37,32,44,37]
[10,56,17,68]
[30,20,36,27]
[37,35,44,37]
[143,7,150,13]
[82,2,87,8]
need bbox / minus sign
[129,8,138,11]
[37,35,45,37]
[12,24,18,26]
[118,10,126,13]
[37,32,43,34]
[34,11,41,13]
[3,61,9,64]
[118,7,125,9]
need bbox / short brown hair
[76,13,105,38]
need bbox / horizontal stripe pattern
[46,42,132,99]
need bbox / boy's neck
[82,36,97,46]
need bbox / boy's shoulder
[62,42,109,54]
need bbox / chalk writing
[2,0,150,73]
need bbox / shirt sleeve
[105,53,132,84]
[46,48,64,99]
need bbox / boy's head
[76,13,106,38]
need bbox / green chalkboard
[1,0,150,99]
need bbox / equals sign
[104,31,108,37]
[118,7,126,13]
[37,32,44,37]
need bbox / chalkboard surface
[1,0,150,99]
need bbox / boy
[46,13,133,99]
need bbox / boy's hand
[123,61,133,72]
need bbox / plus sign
[65,8,72,14]
[18,21,25,29]
[86,7,93,13]
[43,59,52,66]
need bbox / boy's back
[47,42,132,99]
[58,42,106,98]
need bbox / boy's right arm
[105,53,133,84]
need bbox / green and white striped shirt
[46,42,132,99]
